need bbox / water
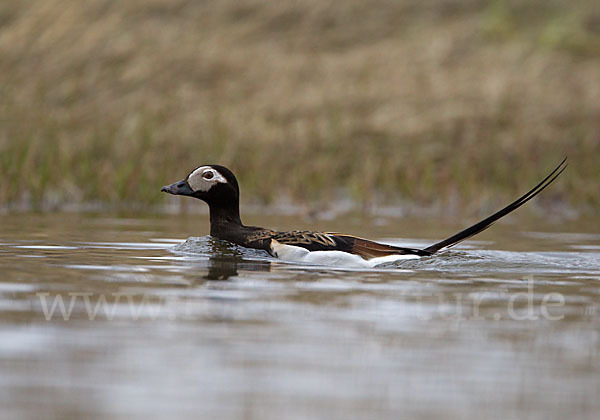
[0,212,599,419]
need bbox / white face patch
[187,166,228,192]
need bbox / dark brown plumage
[161,159,567,261]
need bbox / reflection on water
[174,236,273,281]
[0,213,599,419]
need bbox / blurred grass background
[0,0,598,214]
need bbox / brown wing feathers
[272,232,428,258]
[332,235,430,259]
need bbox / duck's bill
[160,179,194,196]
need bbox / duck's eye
[202,171,214,180]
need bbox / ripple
[166,236,600,275]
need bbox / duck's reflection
[203,238,271,280]
[204,256,240,280]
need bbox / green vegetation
[0,0,598,213]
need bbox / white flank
[270,240,420,268]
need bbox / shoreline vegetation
[1,0,599,215]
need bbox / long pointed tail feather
[423,158,567,254]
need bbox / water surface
[0,212,599,419]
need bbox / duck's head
[161,165,240,207]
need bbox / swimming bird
[161,158,566,266]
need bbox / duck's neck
[208,203,243,238]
